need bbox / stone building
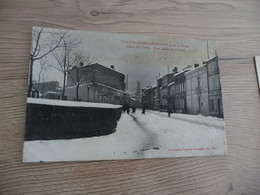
[168,69,190,113]
[31,81,61,99]
[65,63,127,105]
[67,63,125,90]
[142,86,157,110]
[206,56,224,118]
[185,56,224,118]
[157,73,175,111]
[33,81,60,94]
[185,64,209,116]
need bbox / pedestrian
[36,90,39,98]
[123,104,126,113]
[132,105,136,114]
[167,106,171,117]
[31,90,35,98]
[142,104,146,114]
[126,104,130,114]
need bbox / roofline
[184,64,207,75]
[204,56,218,64]
[88,63,125,76]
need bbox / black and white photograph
[23,26,227,162]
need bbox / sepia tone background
[0,0,259,194]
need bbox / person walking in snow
[126,104,130,114]
[122,104,126,113]
[132,105,136,114]
[167,106,171,117]
[142,104,146,114]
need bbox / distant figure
[132,105,136,114]
[126,104,130,114]
[31,90,35,98]
[167,107,171,117]
[36,90,39,98]
[123,104,126,113]
[142,104,146,114]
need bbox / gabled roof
[87,63,124,76]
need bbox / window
[197,77,200,87]
[209,99,214,112]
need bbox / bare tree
[51,34,81,100]
[28,27,67,97]
[36,57,50,90]
[68,51,95,101]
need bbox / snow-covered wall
[27,98,122,109]
[25,100,122,141]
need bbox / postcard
[255,56,260,90]
[23,26,227,162]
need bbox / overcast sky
[32,27,217,95]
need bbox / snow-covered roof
[184,64,207,75]
[167,81,175,87]
[44,91,60,94]
[173,70,188,77]
[93,82,126,94]
[27,98,122,109]
[142,85,156,93]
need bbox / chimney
[172,67,178,73]
[110,65,115,70]
[194,64,199,68]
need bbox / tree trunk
[62,72,66,100]
[93,87,96,102]
[76,83,79,101]
[28,58,34,97]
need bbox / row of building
[31,81,61,99]
[32,63,134,105]
[32,56,223,118]
[142,56,224,118]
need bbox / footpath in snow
[23,109,227,162]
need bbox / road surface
[23,109,227,162]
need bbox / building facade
[31,81,61,99]
[65,63,127,105]
[67,63,125,90]
[185,65,209,116]
[140,57,223,118]
[157,73,175,111]
[142,87,155,110]
[206,57,224,118]
[185,56,224,118]
[168,70,189,113]
[33,81,60,93]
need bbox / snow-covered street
[23,109,227,162]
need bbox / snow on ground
[27,98,122,109]
[148,110,225,130]
[23,109,227,162]
[136,110,226,158]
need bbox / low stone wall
[25,103,122,141]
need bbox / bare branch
[34,31,67,61]
[31,27,44,57]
